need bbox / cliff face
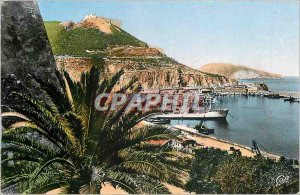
[56,46,233,89]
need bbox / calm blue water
[171,78,299,159]
[240,76,299,92]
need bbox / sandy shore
[141,121,256,157]
[172,124,280,160]
[46,183,191,194]
[172,124,255,157]
[100,183,191,194]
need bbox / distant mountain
[200,63,282,79]
[44,15,234,89]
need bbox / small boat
[284,96,299,103]
[155,109,229,120]
[197,126,215,135]
[204,96,217,104]
[241,93,249,97]
[146,118,171,124]
[220,92,229,96]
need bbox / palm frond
[2,63,186,194]
[1,112,30,121]
[31,73,72,114]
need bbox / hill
[44,16,147,56]
[44,15,234,89]
[200,63,282,79]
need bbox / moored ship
[156,109,229,120]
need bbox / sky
[38,0,299,76]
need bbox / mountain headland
[45,15,234,89]
[200,63,282,79]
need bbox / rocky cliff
[46,16,234,89]
[55,46,232,89]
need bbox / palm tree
[1,65,188,194]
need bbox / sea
[171,77,300,159]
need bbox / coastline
[172,124,280,160]
[141,121,280,160]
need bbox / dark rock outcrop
[1,0,57,83]
[1,1,59,102]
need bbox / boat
[220,92,229,96]
[241,92,249,97]
[203,96,217,104]
[146,117,171,124]
[264,93,282,99]
[155,109,229,120]
[284,96,299,103]
[195,122,215,135]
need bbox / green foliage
[185,148,299,194]
[166,72,171,84]
[177,67,186,87]
[199,71,223,78]
[44,22,147,56]
[44,21,64,54]
[1,63,187,193]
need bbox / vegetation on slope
[44,21,147,56]
[185,148,299,194]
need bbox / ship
[155,109,229,120]
[145,117,171,124]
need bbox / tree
[177,67,186,87]
[166,72,171,86]
[185,148,299,194]
[185,148,225,193]
[1,65,187,194]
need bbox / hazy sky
[38,0,299,76]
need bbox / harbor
[169,94,299,159]
[3,0,299,193]
[140,77,299,160]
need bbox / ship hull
[156,109,229,120]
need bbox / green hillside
[44,21,147,56]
